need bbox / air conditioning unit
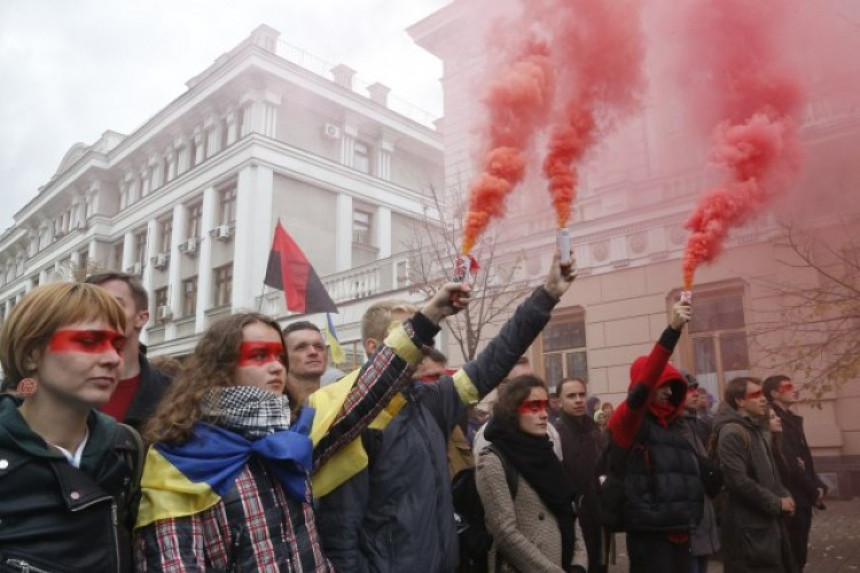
[179,238,199,257]
[156,306,173,322]
[127,262,143,276]
[323,123,341,140]
[213,224,232,241]
[152,252,169,269]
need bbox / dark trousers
[786,504,813,568]
[626,531,691,573]
[579,514,607,573]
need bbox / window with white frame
[681,284,750,401]
[353,210,372,245]
[353,141,371,174]
[540,307,588,390]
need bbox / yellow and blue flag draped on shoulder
[309,322,480,498]
[136,408,314,529]
[325,313,345,365]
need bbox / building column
[140,166,150,198]
[165,144,177,181]
[149,155,162,191]
[375,206,392,259]
[335,193,353,272]
[233,165,274,310]
[225,106,239,146]
[205,115,222,157]
[341,122,358,166]
[196,186,216,332]
[141,218,159,346]
[166,203,187,340]
[121,231,134,272]
[175,135,191,175]
[39,268,49,285]
[193,127,205,167]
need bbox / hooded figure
[605,305,704,573]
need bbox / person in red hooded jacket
[605,300,706,573]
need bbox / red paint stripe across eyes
[518,399,549,414]
[48,330,127,354]
[238,341,286,367]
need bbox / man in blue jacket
[316,253,576,572]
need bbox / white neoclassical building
[0,25,443,363]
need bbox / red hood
[629,356,688,425]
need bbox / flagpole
[257,284,267,313]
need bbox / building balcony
[256,252,415,316]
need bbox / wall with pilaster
[271,173,337,275]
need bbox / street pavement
[606,498,860,571]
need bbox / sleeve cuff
[411,311,441,345]
[658,326,682,350]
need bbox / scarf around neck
[484,416,575,569]
[201,386,291,439]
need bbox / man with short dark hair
[713,376,796,572]
[763,374,826,570]
[283,320,327,404]
[86,272,171,430]
[555,377,606,573]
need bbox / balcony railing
[256,252,415,316]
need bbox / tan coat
[475,450,566,573]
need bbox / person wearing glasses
[476,374,575,573]
[712,377,798,573]
[763,375,825,570]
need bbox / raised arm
[311,282,470,468]
[608,301,691,450]
[456,252,577,406]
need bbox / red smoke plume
[462,0,645,252]
[680,0,804,289]
[542,0,645,228]
[461,41,554,254]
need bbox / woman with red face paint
[476,374,576,573]
[135,283,469,571]
[0,282,142,572]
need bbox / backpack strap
[485,444,518,499]
[115,423,145,521]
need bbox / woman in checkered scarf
[135,284,469,572]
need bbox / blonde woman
[0,283,141,571]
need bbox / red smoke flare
[542,0,645,228]
[680,0,804,289]
[461,41,554,254]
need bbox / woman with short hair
[0,282,141,571]
[476,374,575,573]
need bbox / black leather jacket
[0,396,138,572]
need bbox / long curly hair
[493,374,548,431]
[143,312,298,445]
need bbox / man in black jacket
[87,272,171,430]
[555,377,606,573]
[764,374,826,570]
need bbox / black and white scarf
[201,386,292,439]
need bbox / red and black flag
[264,221,337,314]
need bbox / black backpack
[452,445,518,573]
[593,438,642,533]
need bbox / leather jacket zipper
[4,558,57,573]
[69,495,120,570]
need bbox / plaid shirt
[135,319,431,572]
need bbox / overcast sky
[0,0,449,230]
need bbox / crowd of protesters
[0,251,827,572]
